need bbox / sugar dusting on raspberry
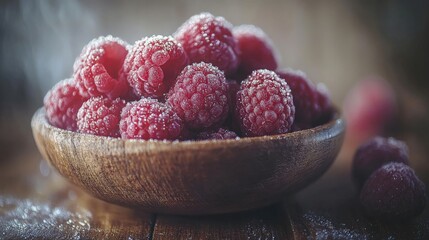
[122,35,188,99]
[167,62,229,130]
[233,25,279,76]
[77,97,126,137]
[120,98,183,140]
[197,128,239,140]
[174,12,239,74]
[236,69,295,137]
[44,79,87,131]
[73,35,129,99]
[277,69,333,129]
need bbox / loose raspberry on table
[352,136,409,187]
[44,79,87,131]
[77,97,125,137]
[236,70,295,137]
[360,162,427,220]
[167,62,229,130]
[276,69,333,129]
[120,98,183,140]
[233,25,279,77]
[174,12,239,75]
[73,36,129,99]
[122,35,188,99]
[197,128,238,140]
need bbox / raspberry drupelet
[120,98,183,140]
[233,25,279,77]
[352,136,409,187]
[174,12,239,75]
[167,62,229,130]
[235,70,295,137]
[122,35,188,99]
[73,35,129,99]
[276,69,332,130]
[77,97,126,137]
[44,79,87,131]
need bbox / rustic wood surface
[1,114,429,239]
[31,109,344,215]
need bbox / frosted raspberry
[236,70,295,137]
[233,25,279,76]
[197,128,238,140]
[120,98,183,140]
[174,12,239,74]
[73,36,129,99]
[77,97,125,137]
[167,62,229,130]
[277,69,333,129]
[352,137,409,187]
[360,163,427,220]
[122,35,188,99]
[44,79,87,131]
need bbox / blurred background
[0,0,428,169]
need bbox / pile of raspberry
[44,12,333,141]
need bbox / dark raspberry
[225,80,241,133]
[233,25,279,77]
[277,69,333,129]
[197,128,238,140]
[236,70,295,137]
[122,35,188,99]
[73,36,129,99]
[167,62,229,130]
[352,136,409,187]
[120,98,183,140]
[44,79,87,131]
[77,97,125,137]
[360,162,427,220]
[174,12,239,74]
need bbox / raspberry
[44,79,87,131]
[276,69,333,129]
[343,77,396,144]
[77,97,125,137]
[360,163,427,220]
[174,12,239,75]
[73,36,129,99]
[236,70,295,137]
[352,136,409,187]
[120,98,183,140]
[122,35,188,99]
[197,128,238,140]
[167,62,229,130]
[233,25,279,77]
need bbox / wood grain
[31,108,345,215]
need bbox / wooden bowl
[31,108,345,215]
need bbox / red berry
[343,77,396,144]
[73,36,129,99]
[360,163,427,220]
[44,79,87,131]
[352,136,409,187]
[236,70,295,137]
[120,98,183,140]
[277,69,333,130]
[77,97,125,137]
[197,128,238,140]
[167,62,229,130]
[174,12,239,75]
[122,35,188,99]
[233,25,278,77]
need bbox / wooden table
[1,133,429,239]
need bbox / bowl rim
[32,107,344,147]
